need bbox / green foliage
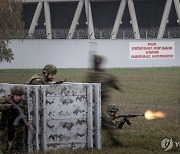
[0,40,14,62]
[0,0,23,63]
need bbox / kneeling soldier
[106,104,125,129]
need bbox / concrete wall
[0,39,180,69]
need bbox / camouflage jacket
[26,73,51,85]
[0,95,27,128]
[86,69,122,101]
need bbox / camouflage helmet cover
[106,104,119,113]
[43,64,57,74]
[11,85,24,95]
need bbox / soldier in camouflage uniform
[87,55,122,102]
[26,64,57,85]
[86,55,124,146]
[0,85,28,153]
[106,104,125,129]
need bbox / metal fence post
[86,84,93,148]
[93,83,102,150]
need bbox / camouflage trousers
[0,125,25,153]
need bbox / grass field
[0,67,180,153]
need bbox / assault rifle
[112,114,144,125]
[8,98,29,127]
[53,78,67,84]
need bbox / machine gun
[112,114,144,125]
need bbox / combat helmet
[11,85,24,95]
[43,64,57,74]
[106,104,119,114]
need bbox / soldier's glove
[112,117,125,129]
